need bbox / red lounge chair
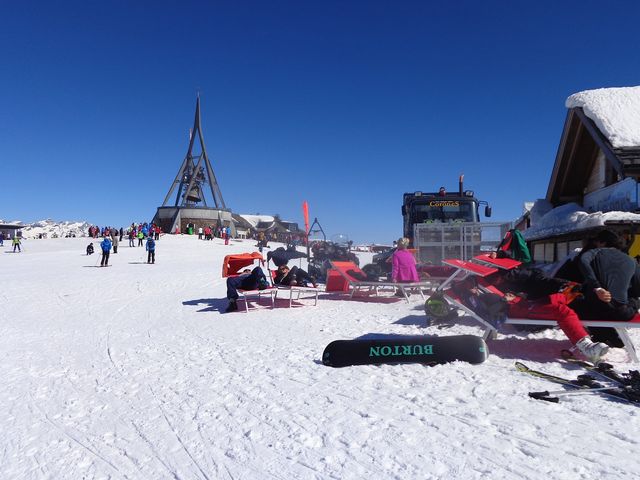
[434,257,640,362]
[328,261,437,302]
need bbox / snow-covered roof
[237,214,275,228]
[237,214,297,229]
[566,86,640,148]
[522,202,640,241]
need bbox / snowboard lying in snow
[322,334,488,368]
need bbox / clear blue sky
[2,1,639,244]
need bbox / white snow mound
[566,85,640,148]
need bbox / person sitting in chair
[274,265,317,288]
[225,266,270,313]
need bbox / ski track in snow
[1,236,640,479]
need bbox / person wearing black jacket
[572,245,640,321]
[274,265,317,288]
[567,230,640,347]
[225,267,270,313]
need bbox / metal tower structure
[153,96,235,235]
[160,96,226,209]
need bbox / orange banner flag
[302,201,310,234]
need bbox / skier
[224,226,231,245]
[146,235,156,264]
[137,230,144,247]
[198,226,203,240]
[100,236,112,267]
[12,236,21,253]
[86,243,94,255]
[0,231,4,246]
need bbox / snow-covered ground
[2,235,640,479]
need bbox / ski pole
[529,386,628,403]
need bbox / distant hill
[0,219,90,239]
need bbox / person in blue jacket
[146,236,156,264]
[100,236,112,267]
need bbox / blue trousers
[226,267,267,300]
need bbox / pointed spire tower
[153,96,235,235]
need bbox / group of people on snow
[197,225,231,242]
[87,223,162,243]
[223,228,640,364]
[224,236,412,313]
[87,222,159,267]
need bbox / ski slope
[1,235,640,479]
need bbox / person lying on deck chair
[225,266,270,313]
[274,265,317,288]
[457,268,611,363]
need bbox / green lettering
[402,345,412,355]
[380,346,392,356]
[412,345,423,355]
[370,347,380,357]
[423,345,433,355]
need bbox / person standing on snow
[146,235,156,264]
[111,228,119,254]
[12,236,21,253]
[137,230,144,247]
[225,226,231,245]
[392,237,420,283]
[100,236,112,267]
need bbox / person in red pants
[458,274,609,363]
[505,291,609,362]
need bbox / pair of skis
[517,355,640,405]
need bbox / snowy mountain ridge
[0,218,90,238]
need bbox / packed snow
[2,235,640,479]
[566,86,640,149]
[522,202,640,241]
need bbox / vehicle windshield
[410,200,476,223]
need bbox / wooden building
[524,86,640,262]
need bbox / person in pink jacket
[392,237,420,282]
